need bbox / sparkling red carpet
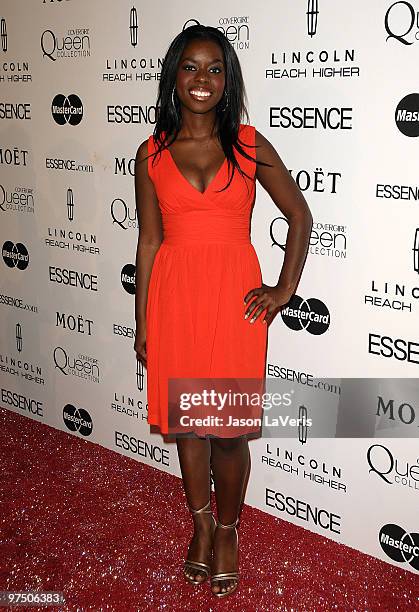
[0,407,417,611]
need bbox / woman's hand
[134,325,147,367]
[243,283,294,326]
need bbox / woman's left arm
[244,129,313,325]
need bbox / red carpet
[1,407,417,611]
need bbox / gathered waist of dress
[161,211,251,245]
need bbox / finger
[244,290,254,304]
[137,354,147,367]
[243,287,262,304]
[264,306,280,325]
[263,310,273,325]
[248,305,267,323]
[244,295,267,318]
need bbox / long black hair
[148,24,271,192]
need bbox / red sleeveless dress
[145,124,268,437]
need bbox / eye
[209,66,222,73]
[182,64,196,71]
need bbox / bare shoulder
[135,137,150,165]
[134,135,158,212]
[254,128,280,164]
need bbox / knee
[211,437,242,453]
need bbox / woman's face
[175,38,226,115]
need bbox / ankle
[216,516,239,529]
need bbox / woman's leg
[209,436,251,595]
[176,436,214,583]
[239,442,251,516]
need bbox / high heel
[184,499,216,585]
[210,517,239,598]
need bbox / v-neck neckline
[164,138,228,197]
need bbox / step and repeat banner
[1,0,418,575]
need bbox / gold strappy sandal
[210,517,239,598]
[184,500,216,585]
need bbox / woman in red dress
[134,24,312,598]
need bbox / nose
[195,68,210,83]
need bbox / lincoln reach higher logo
[1,17,7,52]
[130,6,138,47]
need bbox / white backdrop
[1,0,418,575]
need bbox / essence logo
[385,1,419,45]
[121,263,136,294]
[307,0,319,37]
[1,18,7,52]
[2,241,29,270]
[379,524,419,570]
[281,295,330,335]
[51,94,83,125]
[270,106,352,130]
[63,403,93,436]
[395,93,419,136]
[130,6,138,47]
[0,102,31,120]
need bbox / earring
[171,85,179,121]
[219,90,229,112]
[172,86,178,113]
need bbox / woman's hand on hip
[243,283,293,326]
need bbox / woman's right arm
[133,138,163,367]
